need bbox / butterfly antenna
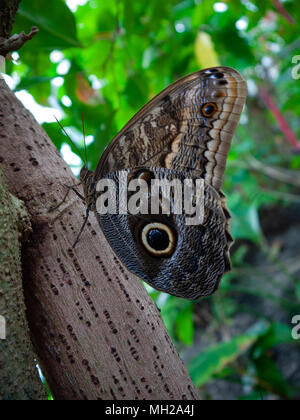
[81,112,88,167]
[54,116,86,164]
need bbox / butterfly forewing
[94,66,246,191]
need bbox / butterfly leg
[72,207,90,248]
[49,183,84,213]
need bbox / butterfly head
[80,164,92,184]
[79,164,96,211]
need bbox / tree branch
[272,0,295,25]
[258,86,300,151]
[0,0,39,58]
[248,156,300,187]
[0,168,47,400]
[0,26,39,56]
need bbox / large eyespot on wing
[201,102,218,118]
[94,66,247,192]
[140,222,177,257]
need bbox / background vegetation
[5,0,300,399]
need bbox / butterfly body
[79,67,247,300]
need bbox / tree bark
[0,0,21,39]
[0,78,199,399]
[0,167,47,400]
[0,0,38,58]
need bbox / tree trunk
[0,167,47,400]
[0,0,199,400]
[0,78,199,399]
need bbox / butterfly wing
[95,66,247,191]
[90,67,247,299]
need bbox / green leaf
[123,72,149,110]
[43,122,69,154]
[175,303,194,345]
[15,76,54,91]
[296,284,300,302]
[189,321,269,387]
[15,75,52,105]
[252,323,299,358]
[253,355,293,399]
[290,154,300,170]
[230,201,262,244]
[13,0,81,51]
[239,390,266,401]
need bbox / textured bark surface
[0,0,21,39]
[0,168,47,400]
[0,79,199,400]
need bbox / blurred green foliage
[6,0,300,400]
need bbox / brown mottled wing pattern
[95,66,247,191]
[80,66,247,300]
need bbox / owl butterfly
[77,67,247,300]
